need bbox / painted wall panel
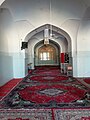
[0,52,13,86]
[13,53,25,78]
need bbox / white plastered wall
[0,0,90,85]
[0,8,14,85]
[0,8,25,85]
[76,7,90,77]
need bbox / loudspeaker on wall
[21,42,28,50]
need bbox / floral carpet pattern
[0,109,52,120]
[0,109,90,120]
[0,66,90,119]
[0,66,90,109]
[54,109,90,120]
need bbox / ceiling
[0,0,90,51]
[0,0,88,23]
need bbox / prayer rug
[0,109,52,120]
[28,75,69,82]
[0,78,90,109]
[54,109,90,120]
[0,66,90,110]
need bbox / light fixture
[44,0,52,45]
[44,28,49,45]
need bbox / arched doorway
[34,40,60,66]
[25,24,72,74]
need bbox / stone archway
[25,24,72,53]
[25,24,72,75]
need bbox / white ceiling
[0,0,87,24]
[0,0,90,45]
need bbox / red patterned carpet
[0,109,90,120]
[84,78,90,84]
[0,78,23,101]
[19,84,86,103]
[0,66,90,119]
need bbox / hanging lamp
[44,28,49,45]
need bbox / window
[38,45,56,61]
[40,52,50,60]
